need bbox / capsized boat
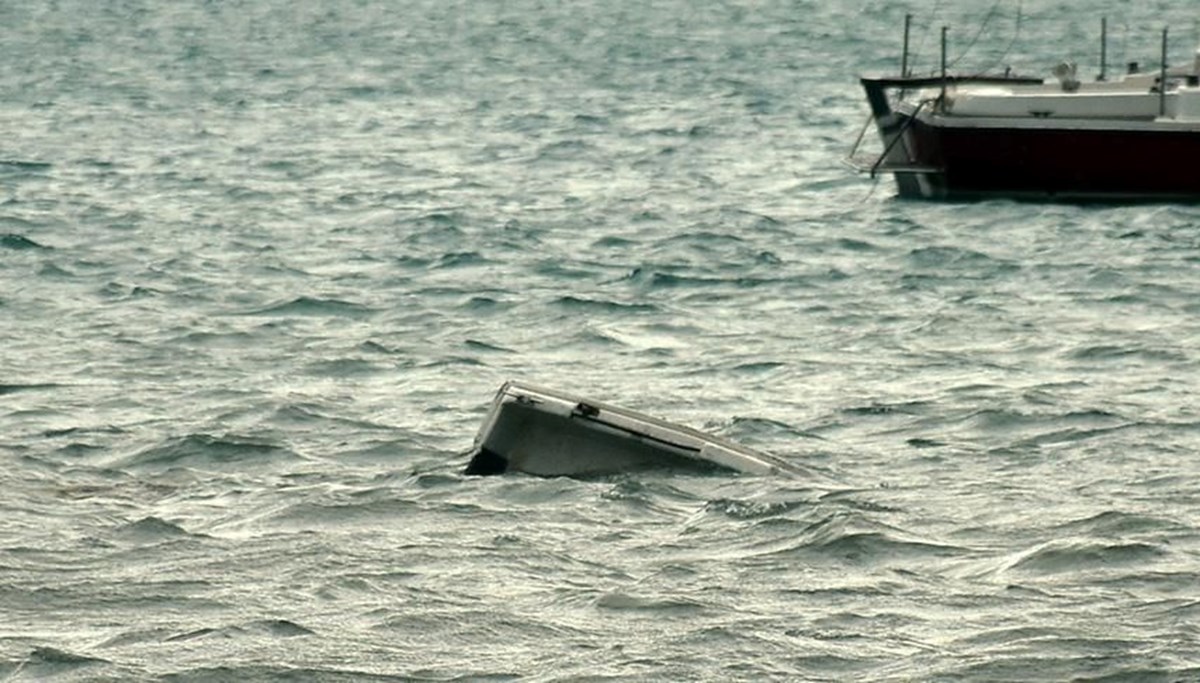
[464,380,804,477]
[850,18,1200,201]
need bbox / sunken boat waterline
[465,381,805,478]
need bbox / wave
[534,138,596,162]
[533,260,602,280]
[727,361,787,375]
[1050,510,1182,538]
[656,230,749,249]
[705,496,812,520]
[733,509,966,565]
[908,244,1002,267]
[160,666,423,682]
[1066,344,1187,362]
[27,646,108,666]
[0,159,52,174]
[818,490,905,514]
[244,296,379,319]
[454,295,513,314]
[463,338,515,353]
[931,655,1186,683]
[0,383,60,395]
[416,355,487,369]
[633,270,786,290]
[552,295,658,314]
[807,530,965,564]
[432,251,489,269]
[950,624,1074,650]
[119,433,302,470]
[255,497,424,531]
[944,407,1128,438]
[0,647,121,681]
[599,478,708,513]
[173,329,258,347]
[334,436,440,466]
[1002,538,1167,576]
[165,619,316,642]
[593,591,709,613]
[723,415,824,443]
[835,237,878,252]
[113,515,202,544]
[571,112,610,128]
[302,357,385,378]
[36,262,79,279]
[842,400,933,417]
[1,233,49,250]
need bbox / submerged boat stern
[465,381,803,478]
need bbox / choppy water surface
[3,1,1200,680]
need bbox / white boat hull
[465,381,803,477]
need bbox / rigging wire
[969,0,1023,76]
[906,0,1024,77]
[907,0,945,76]
[946,0,1007,69]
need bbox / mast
[1160,27,1169,117]
[1098,17,1108,81]
[901,14,912,77]
[940,26,948,108]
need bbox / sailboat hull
[891,113,1200,201]
[465,381,804,478]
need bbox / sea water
[3,0,1200,680]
